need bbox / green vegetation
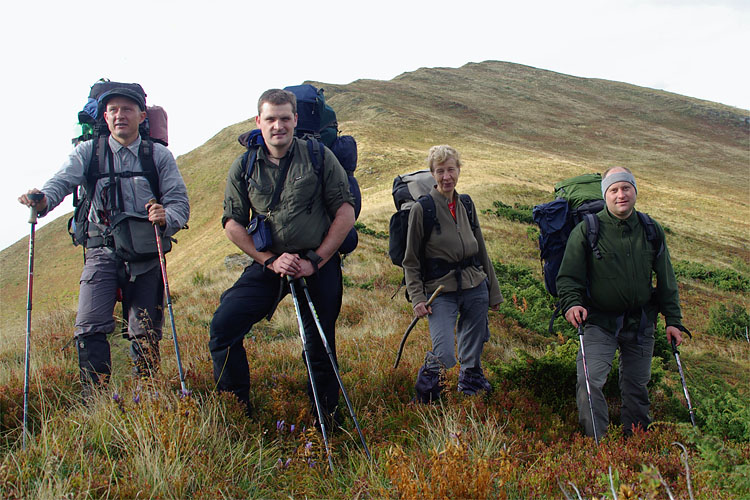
[1,61,748,498]
[486,201,535,224]
[492,261,573,338]
[706,303,750,340]
[674,260,750,292]
[354,220,388,239]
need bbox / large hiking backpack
[533,173,664,330]
[387,170,478,296]
[68,80,167,249]
[73,79,168,146]
[532,173,606,297]
[237,84,361,254]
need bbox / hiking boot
[458,368,492,396]
[414,366,443,403]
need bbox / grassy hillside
[1,61,748,498]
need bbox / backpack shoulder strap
[137,138,160,200]
[241,129,265,188]
[306,139,326,212]
[637,211,665,261]
[417,194,438,240]
[583,213,602,260]
[241,146,259,187]
[458,193,478,230]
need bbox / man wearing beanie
[557,166,688,439]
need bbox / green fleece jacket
[556,208,684,333]
[222,138,353,256]
[403,188,503,307]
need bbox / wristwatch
[263,255,278,271]
[305,250,323,274]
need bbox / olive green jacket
[556,208,684,333]
[403,188,503,307]
[222,138,354,256]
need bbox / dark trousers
[209,256,342,414]
[577,323,655,437]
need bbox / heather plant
[705,302,750,341]
[354,221,388,239]
[514,426,706,499]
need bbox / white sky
[1,0,747,251]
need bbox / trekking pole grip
[27,193,44,224]
[147,197,158,225]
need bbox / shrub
[486,201,534,224]
[354,221,388,239]
[493,261,573,337]
[706,303,750,340]
[673,260,750,292]
[493,340,579,413]
[694,383,750,442]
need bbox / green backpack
[554,173,602,209]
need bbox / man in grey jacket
[18,88,189,397]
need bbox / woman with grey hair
[402,145,503,402]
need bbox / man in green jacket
[557,166,686,438]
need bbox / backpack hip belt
[423,255,481,287]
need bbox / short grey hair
[426,145,462,172]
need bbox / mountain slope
[1,60,748,327]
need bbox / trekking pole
[671,338,697,427]
[148,199,187,393]
[578,324,599,445]
[286,276,335,472]
[393,285,445,369]
[297,277,372,461]
[23,193,44,450]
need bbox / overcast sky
[1,0,747,252]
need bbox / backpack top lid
[75,80,152,145]
[284,84,338,146]
[392,170,435,210]
[554,173,602,210]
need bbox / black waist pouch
[110,213,171,262]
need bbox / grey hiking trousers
[75,247,164,341]
[577,323,655,438]
[423,279,490,373]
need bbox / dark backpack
[68,80,165,248]
[388,170,478,288]
[533,173,664,331]
[238,84,361,254]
